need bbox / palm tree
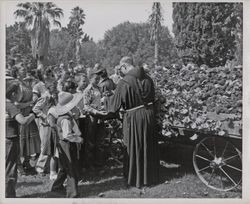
[149,2,163,67]
[14,2,63,68]
[68,6,86,65]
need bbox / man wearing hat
[96,65,116,97]
[82,68,108,168]
[107,56,160,188]
[50,91,83,198]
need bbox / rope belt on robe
[125,102,153,112]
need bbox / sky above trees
[4,0,173,42]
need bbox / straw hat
[55,91,83,116]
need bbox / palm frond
[24,15,34,27]
[53,19,61,28]
[14,9,29,18]
[46,9,63,19]
[16,2,32,10]
[45,2,55,9]
[53,8,64,17]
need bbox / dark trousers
[51,140,79,198]
[6,137,19,198]
[77,117,86,170]
[84,115,106,167]
[123,146,129,180]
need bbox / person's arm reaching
[7,101,35,125]
[15,113,35,125]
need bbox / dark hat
[91,63,105,75]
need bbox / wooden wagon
[160,112,242,192]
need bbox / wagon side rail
[160,111,242,142]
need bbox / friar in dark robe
[107,56,160,188]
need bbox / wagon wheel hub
[210,157,224,169]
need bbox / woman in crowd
[47,86,60,180]
[32,69,58,177]
[15,66,41,174]
[32,69,46,103]
[6,79,36,197]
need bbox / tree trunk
[31,19,50,70]
[154,39,159,67]
[37,56,44,71]
[76,39,81,65]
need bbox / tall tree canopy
[99,21,178,73]
[48,27,73,65]
[67,6,86,64]
[149,2,163,67]
[14,2,63,67]
[6,22,31,59]
[46,26,93,66]
[172,2,243,67]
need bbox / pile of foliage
[152,63,242,138]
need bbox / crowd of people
[5,56,160,198]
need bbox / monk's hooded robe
[108,66,160,187]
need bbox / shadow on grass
[78,177,126,197]
[19,142,239,198]
[158,142,196,184]
[18,192,50,198]
[17,181,43,188]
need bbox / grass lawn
[15,143,242,198]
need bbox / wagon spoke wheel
[193,136,242,191]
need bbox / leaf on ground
[203,191,209,196]
[98,193,105,197]
[190,134,198,140]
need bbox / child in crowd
[50,91,83,198]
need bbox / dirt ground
[15,143,242,198]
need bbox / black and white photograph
[0,0,249,202]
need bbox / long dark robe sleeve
[108,81,123,113]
